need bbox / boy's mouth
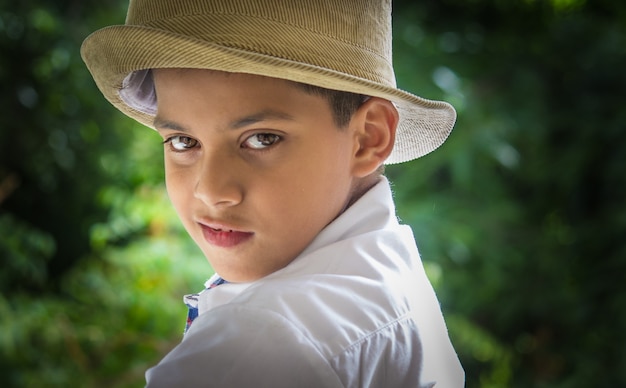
[199,223,253,248]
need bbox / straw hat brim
[82,25,456,164]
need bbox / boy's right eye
[164,136,199,151]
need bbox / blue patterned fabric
[183,277,227,334]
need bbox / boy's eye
[242,133,281,149]
[165,136,199,151]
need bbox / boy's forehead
[127,68,304,117]
[151,69,335,130]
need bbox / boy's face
[153,69,366,282]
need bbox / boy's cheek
[165,174,192,211]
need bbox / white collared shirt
[146,178,464,387]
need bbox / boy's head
[81,0,457,281]
[152,68,395,281]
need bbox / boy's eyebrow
[153,117,186,132]
[153,109,295,132]
[228,109,295,129]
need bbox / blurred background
[1,0,624,386]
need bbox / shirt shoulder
[146,303,345,387]
[148,300,443,388]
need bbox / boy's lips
[198,221,254,248]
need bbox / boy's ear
[350,97,398,177]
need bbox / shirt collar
[296,176,398,259]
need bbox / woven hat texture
[81,0,456,164]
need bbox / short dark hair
[295,83,367,128]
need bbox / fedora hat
[81,0,456,164]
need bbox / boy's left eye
[164,135,199,151]
[242,133,281,149]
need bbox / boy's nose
[193,153,244,208]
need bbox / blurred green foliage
[1,0,625,386]
[390,0,626,386]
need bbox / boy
[81,0,464,386]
